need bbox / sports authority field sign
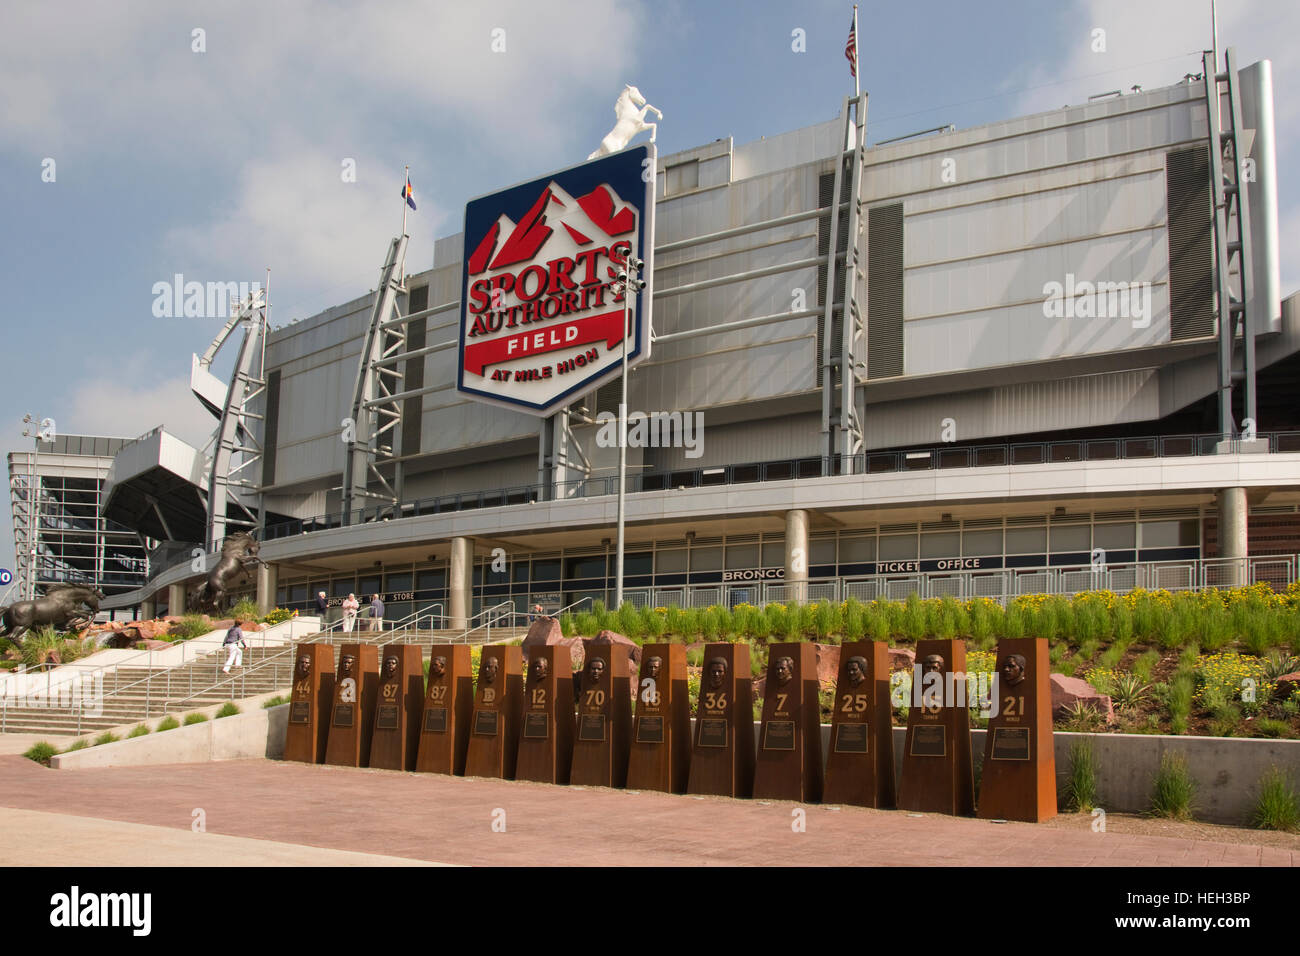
[458,145,655,415]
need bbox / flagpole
[402,164,409,238]
[853,4,860,98]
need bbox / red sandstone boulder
[888,646,916,672]
[812,643,839,685]
[1050,673,1115,723]
[586,629,641,669]
[134,620,168,640]
[1274,671,1300,699]
[520,616,564,660]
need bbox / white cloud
[1,0,649,320]
[164,142,429,318]
[57,370,216,450]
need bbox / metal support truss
[1204,46,1257,438]
[821,92,868,473]
[341,234,409,525]
[538,405,593,501]
[205,287,269,549]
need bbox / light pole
[21,414,53,601]
[612,255,646,610]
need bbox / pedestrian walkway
[0,757,1292,866]
[0,807,443,866]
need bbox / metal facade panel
[862,368,1160,448]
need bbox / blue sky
[1,0,1296,578]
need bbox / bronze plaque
[698,717,728,749]
[990,726,1031,761]
[375,703,399,731]
[289,700,311,725]
[473,709,499,736]
[422,707,448,734]
[911,724,946,757]
[833,722,869,754]
[762,720,796,751]
[332,704,353,728]
[523,711,550,739]
[635,715,665,744]
[578,713,607,742]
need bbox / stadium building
[6,434,150,602]
[49,53,1300,628]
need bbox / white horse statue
[588,84,663,160]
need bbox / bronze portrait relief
[1000,653,1027,687]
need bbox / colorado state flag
[401,177,417,210]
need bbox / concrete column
[1217,487,1249,586]
[141,597,157,621]
[784,509,809,604]
[449,537,474,630]
[167,583,186,617]
[257,562,278,611]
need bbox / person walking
[368,593,385,632]
[221,621,247,674]
[342,593,359,632]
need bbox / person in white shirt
[342,593,359,632]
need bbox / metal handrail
[161,642,298,712]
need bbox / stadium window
[666,160,698,195]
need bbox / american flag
[845,15,857,78]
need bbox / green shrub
[1250,766,1300,832]
[1097,638,1130,670]
[1149,752,1196,820]
[1251,717,1290,738]
[685,646,704,667]
[155,715,180,731]
[23,742,58,766]
[92,732,119,746]
[167,614,213,641]
[229,598,263,622]
[262,694,289,708]
[1262,651,1300,681]
[261,607,297,626]
[901,594,926,642]
[811,600,840,641]
[183,712,208,725]
[1165,672,1194,734]
[1131,649,1160,682]
[558,613,576,637]
[214,702,240,719]
[127,724,150,738]
[842,599,866,641]
[65,739,90,751]
[1064,739,1099,812]
[1059,699,1104,732]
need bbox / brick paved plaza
[0,756,1293,866]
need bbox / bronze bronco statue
[0,583,103,647]
[189,532,263,614]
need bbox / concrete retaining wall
[51,703,287,769]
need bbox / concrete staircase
[0,626,530,739]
